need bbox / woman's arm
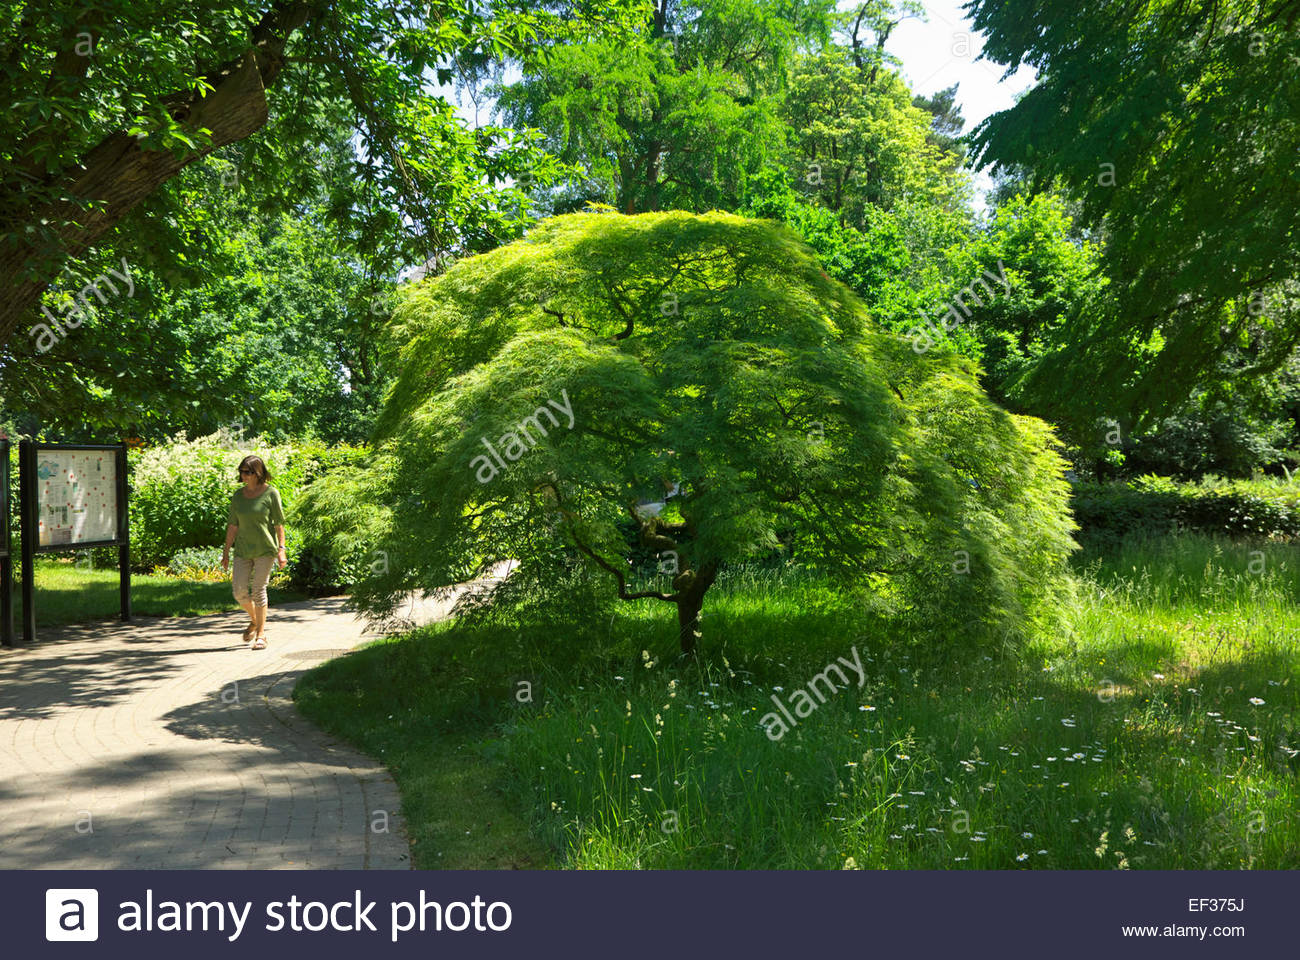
[221,523,238,571]
[275,525,287,568]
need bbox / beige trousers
[231,556,275,607]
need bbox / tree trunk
[0,1,316,348]
[676,592,704,654]
[674,561,718,654]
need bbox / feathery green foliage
[304,210,1077,654]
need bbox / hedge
[1071,475,1300,542]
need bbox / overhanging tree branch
[0,1,321,347]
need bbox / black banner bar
[4,870,1287,958]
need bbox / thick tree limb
[570,531,678,603]
[0,1,319,347]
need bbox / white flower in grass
[1153,673,1165,680]
[1037,849,1048,855]
[859,705,876,712]
[1249,697,1265,706]
[1021,832,1034,839]
[1016,853,1029,862]
[629,773,642,779]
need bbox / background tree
[493,0,836,215]
[945,193,1106,408]
[780,47,963,226]
[912,83,966,160]
[967,0,1300,429]
[1,124,400,442]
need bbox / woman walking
[221,455,287,650]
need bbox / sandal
[242,623,256,643]
[251,636,267,650]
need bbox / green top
[227,485,286,559]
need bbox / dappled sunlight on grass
[294,533,1300,869]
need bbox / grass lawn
[293,532,1300,869]
[6,560,305,627]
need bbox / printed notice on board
[37,451,118,547]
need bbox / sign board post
[18,441,131,644]
[0,438,12,647]
[117,443,131,622]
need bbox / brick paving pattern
[0,590,464,869]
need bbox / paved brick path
[0,589,467,870]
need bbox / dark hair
[237,455,270,484]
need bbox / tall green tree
[913,83,967,160]
[780,46,964,226]
[742,166,973,343]
[967,0,1300,428]
[1,126,400,443]
[494,0,836,215]
[946,193,1107,410]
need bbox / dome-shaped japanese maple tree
[310,210,1077,654]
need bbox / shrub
[164,545,226,581]
[125,429,368,574]
[286,459,391,596]
[1071,474,1300,544]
